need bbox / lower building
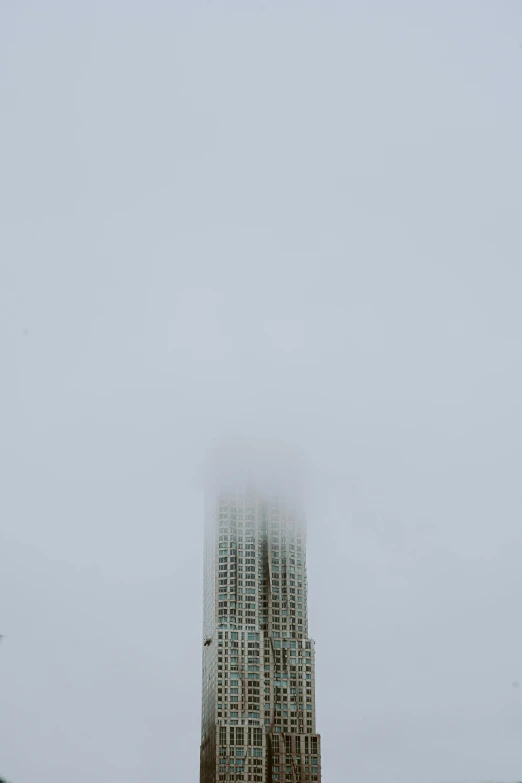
[200,442,321,782]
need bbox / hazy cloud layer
[1,2,521,781]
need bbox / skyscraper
[200,441,322,782]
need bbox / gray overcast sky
[1,1,521,781]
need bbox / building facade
[200,444,322,782]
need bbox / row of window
[218,542,304,557]
[216,622,305,636]
[217,603,304,616]
[219,698,314,710]
[217,710,314,726]
[217,691,313,702]
[217,588,305,599]
[217,510,300,522]
[217,671,314,683]
[218,634,311,648]
[218,564,304,574]
[273,762,318,771]
[218,534,304,550]
[217,519,302,528]
[217,662,311,674]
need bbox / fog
[1,2,521,781]
[205,437,309,506]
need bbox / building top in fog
[205,436,307,503]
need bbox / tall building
[200,441,322,782]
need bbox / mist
[205,437,309,510]
[1,2,522,782]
